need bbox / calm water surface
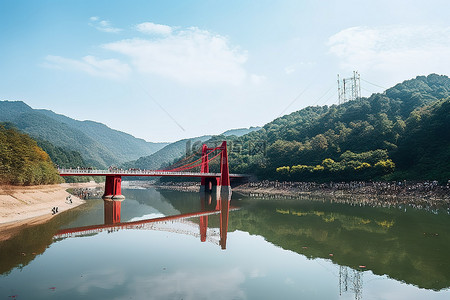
[0,187,449,299]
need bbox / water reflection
[339,266,363,300]
[54,192,232,250]
[230,196,450,291]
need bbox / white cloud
[328,25,450,80]
[284,62,315,75]
[136,22,172,35]
[44,55,131,79]
[103,27,249,86]
[250,74,266,85]
[76,268,126,294]
[284,65,296,75]
[89,16,122,33]
[119,268,246,300]
[45,23,260,86]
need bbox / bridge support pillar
[201,177,218,193]
[103,175,125,200]
[104,199,122,225]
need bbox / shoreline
[0,181,102,226]
[150,180,450,208]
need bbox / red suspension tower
[200,141,231,195]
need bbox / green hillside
[36,139,100,183]
[393,98,450,180]
[221,126,261,136]
[37,109,167,163]
[36,139,86,168]
[0,101,167,167]
[0,123,62,185]
[196,74,450,182]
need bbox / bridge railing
[57,168,246,177]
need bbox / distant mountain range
[0,100,260,169]
[0,101,168,167]
[222,127,261,137]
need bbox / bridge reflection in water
[54,192,234,249]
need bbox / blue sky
[1,0,450,142]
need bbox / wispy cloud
[45,21,260,86]
[89,16,122,33]
[284,62,315,75]
[136,22,172,35]
[103,27,250,86]
[250,74,266,85]
[328,25,450,80]
[44,55,131,79]
[123,268,246,300]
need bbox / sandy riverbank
[0,182,102,226]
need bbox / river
[0,187,449,299]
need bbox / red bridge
[58,141,247,200]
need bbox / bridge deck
[58,169,247,178]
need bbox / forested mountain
[222,127,261,136]
[0,101,167,167]
[0,123,62,185]
[393,97,450,180]
[36,109,167,163]
[36,139,86,168]
[195,74,450,182]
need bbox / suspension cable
[161,147,221,172]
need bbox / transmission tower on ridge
[337,71,361,104]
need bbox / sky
[1,0,450,142]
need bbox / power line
[277,84,313,118]
[135,80,186,132]
[361,86,378,95]
[361,78,387,90]
[310,83,336,106]
[277,81,336,118]
[276,69,324,118]
[321,90,338,106]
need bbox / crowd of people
[157,181,200,192]
[72,187,103,199]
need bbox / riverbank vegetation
[36,139,101,183]
[0,123,62,185]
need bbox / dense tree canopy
[0,123,62,185]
